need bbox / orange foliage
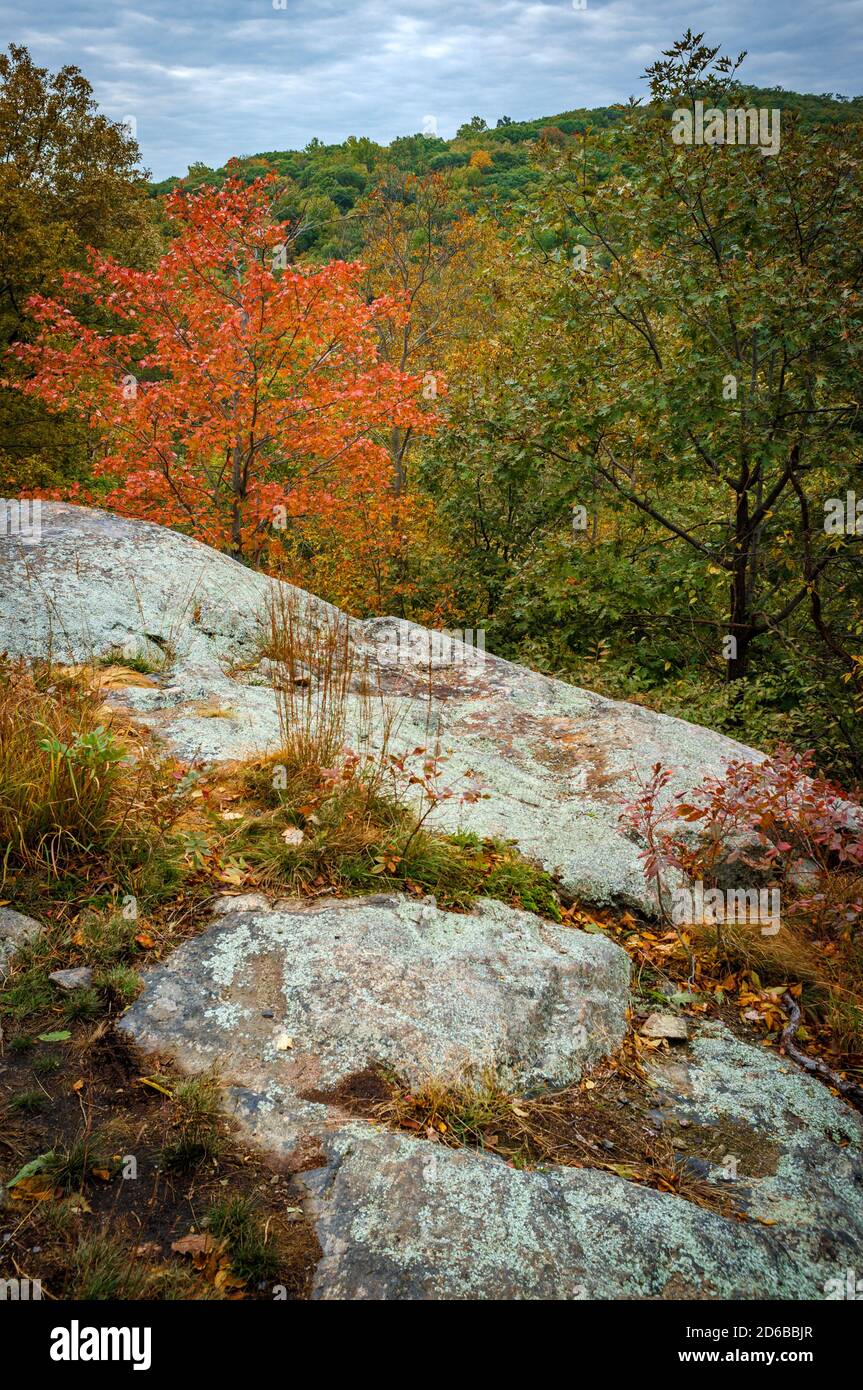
[15,178,438,568]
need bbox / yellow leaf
[10,1176,58,1202]
[138,1076,174,1098]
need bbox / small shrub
[620,748,863,1046]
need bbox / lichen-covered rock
[118,893,631,1092]
[646,1022,863,1235]
[0,502,763,910]
[283,1024,863,1300]
[303,1125,859,1301]
[116,889,863,1300]
[0,906,42,982]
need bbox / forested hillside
[149,85,863,260]
[3,36,863,781]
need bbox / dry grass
[364,1053,744,1220]
[691,916,863,1053]
[0,656,196,900]
[263,586,360,787]
[0,658,125,877]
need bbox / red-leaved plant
[620,746,863,938]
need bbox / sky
[4,0,862,179]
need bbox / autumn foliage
[621,748,863,939]
[15,178,436,563]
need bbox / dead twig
[781,992,863,1108]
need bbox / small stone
[275,1033,294,1050]
[0,906,42,982]
[639,1012,689,1042]
[261,1008,274,1018]
[48,967,93,991]
[681,1155,712,1179]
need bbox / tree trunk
[230,440,245,556]
[726,491,753,681]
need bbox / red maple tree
[15,178,436,561]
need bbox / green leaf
[8,1151,57,1186]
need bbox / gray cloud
[3,0,861,178]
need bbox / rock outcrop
[119,897,863,1300]
[118,894,631,1092]
[6,502,862,1301]
[0,502,761,911]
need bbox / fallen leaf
[171,1233,216,1257]
[10,1175,58,1202]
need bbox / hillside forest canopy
[3,32,863,785]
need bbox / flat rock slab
[116,891,863,1300]
[1,503,763,910]
[304,1119,861,1301]
[261,1023,863,1300]
[118,893,631,1093]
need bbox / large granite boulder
[118,893,631,1093]
[0,502,762,911]
[117,895,863,1301]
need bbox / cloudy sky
[5,0,862,179]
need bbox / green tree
[424,35,863,777]
[535,33,863,689]
[0,43,157,490]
